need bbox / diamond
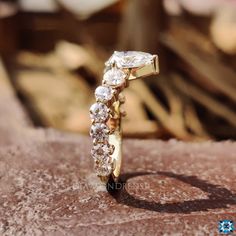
[90,123,109,141]
[103,68,126,87]
[91,143,114,162]
[93,154,112,164]
[106,51,154,68]
[95,163,113,176]
[95,86,113,103]
[90,103,108,122]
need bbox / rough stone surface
[0,134,236,236]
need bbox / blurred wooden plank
[119,0,167,53]
[130,80,205,140]
[123,120,161,138]
[0,57,31,129]
[12,47,160,138]
[16,68,93,134]
[0,2,18,53]
[160,21,236,101]
[172,73,236,127]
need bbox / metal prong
[153,55,159,74]
[128,55,159,81]
[109,144,115,155]
[118,93,126,104]
[93,139,98,145]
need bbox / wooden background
[0,0,236,141]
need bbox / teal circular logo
[218,220,234,234]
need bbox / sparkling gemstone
[106,51,154,68]
[93,154,112,165]
[90,123,109,141]
[95,163,112,176]
[95,86,113,103]
[91,143,114,162]
[90,103,108,122]
[103,68,126,87]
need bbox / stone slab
[0,134,235,235]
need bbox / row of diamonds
[90,65,127,177]
[90,93,114,176]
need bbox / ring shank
[109,129,122,181]
[96,53,159,183]
[109,100,122,182]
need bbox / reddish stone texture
[0,134,235,236]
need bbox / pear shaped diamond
[106,51,154,68]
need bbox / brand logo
[218,220,234,234]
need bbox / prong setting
[90,51,159,181]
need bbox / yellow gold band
[90,51,159,183]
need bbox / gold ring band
[90,51,159,183]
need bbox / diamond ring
[90,51,159,183]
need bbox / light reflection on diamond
[103,68,126,87]
[90,123,109,141]
[95,86,113,103]
[106,51,154,68]
[95,163,113,176]
[91,143,113,162]
[90,103,108,122]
